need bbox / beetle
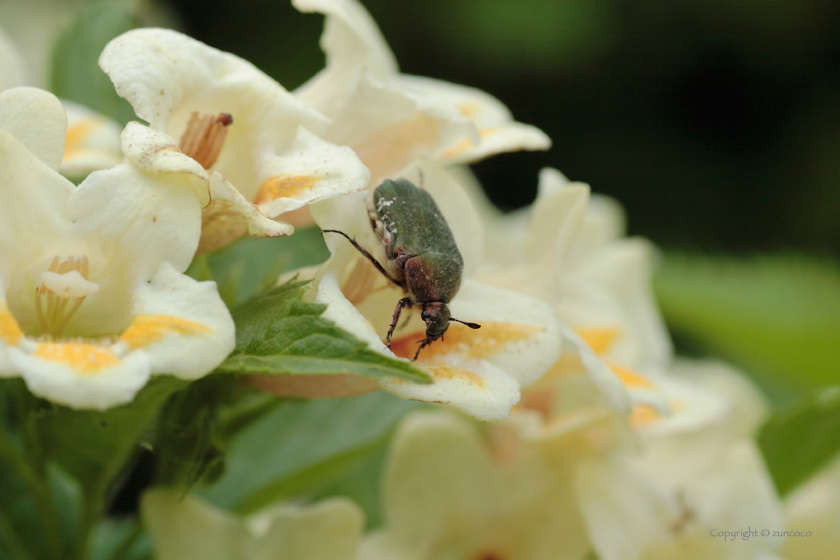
[323,178,480,360]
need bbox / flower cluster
[0,1,826,559]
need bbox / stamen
[35,255,98,337]
[179,111,233,170]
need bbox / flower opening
[178,111,233,170]
[35,255,98,337]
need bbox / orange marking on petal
[441,138,474,159]
[0,304,23,346]
[630,403,660,428]
[118,315,210,351]
[542,353,587,378]
[427,365,485,388]
[608,362,656,389]
[63,119,98,161]
[34,343,120,376]
[390,321,543,361]
[457,102,480,119]
[253,175,319,206]
[515,386,555,417]
[353,114,439,180]
[575,327,621,355]
[440,128,500,159]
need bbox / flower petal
[0,298,24,377]
[315,271,390,356]
[0,87,66,171]
[293,0,399,103]
[379,360,520,422]
[376,411,500,544]
[198,172,294,253]
[120,121,211,204]
[99,28,327,136]
[9,342,151,410]
[67,162,202,282]
[562,238,672,372]
[251,126,370,218]
[142,489,251,560]
[476,173,589,295]
[115,262,234,380]
[394,74,551,162]
[322,75,475,185]
[59,100,123,178]
[249,373,378,398]
[143,490,364,560]
[444,278,563,387]
[575,458,681,560]
[0,126,74,277]
[252,498,364,560]
[558,323,631,414]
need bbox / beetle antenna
[451,318,481,329]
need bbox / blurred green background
[167,0,840,254]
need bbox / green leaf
[654,253,840,398]
[50,2,138,125]
[0,453,47,560]
[151,375,237,490]
[218,279,430,384]
[31,377,186,494]
[758,386,840,496]
[199,391,422,513]
[0,380,80,560]
[190,227,331,309]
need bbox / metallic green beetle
[323,178,480,360]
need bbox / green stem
[0,429,62,560]
[73,485,105,560]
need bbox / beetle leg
[397,308,413,331]
[387,297,412,348]
[321,229,403,288]
[413,338,433,361]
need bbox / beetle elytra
[323,178,479,360]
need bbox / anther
[35,255,98,337]
[179,111,234,170]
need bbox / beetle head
[415,302,481,360]
[421,301,451,342]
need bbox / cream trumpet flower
[571,361,783,560]
[475,167,672,377]
[360,410,591,560]
[99,28,370,253]
[0,22,124,179]
[781,452,840,560]
[273,161,566,421]
[293,0,551,186]
[142,489,363,560]
[576,441,785,560]
[59,100,124,179]
[628,360,770,484]
[0,87,234,410]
